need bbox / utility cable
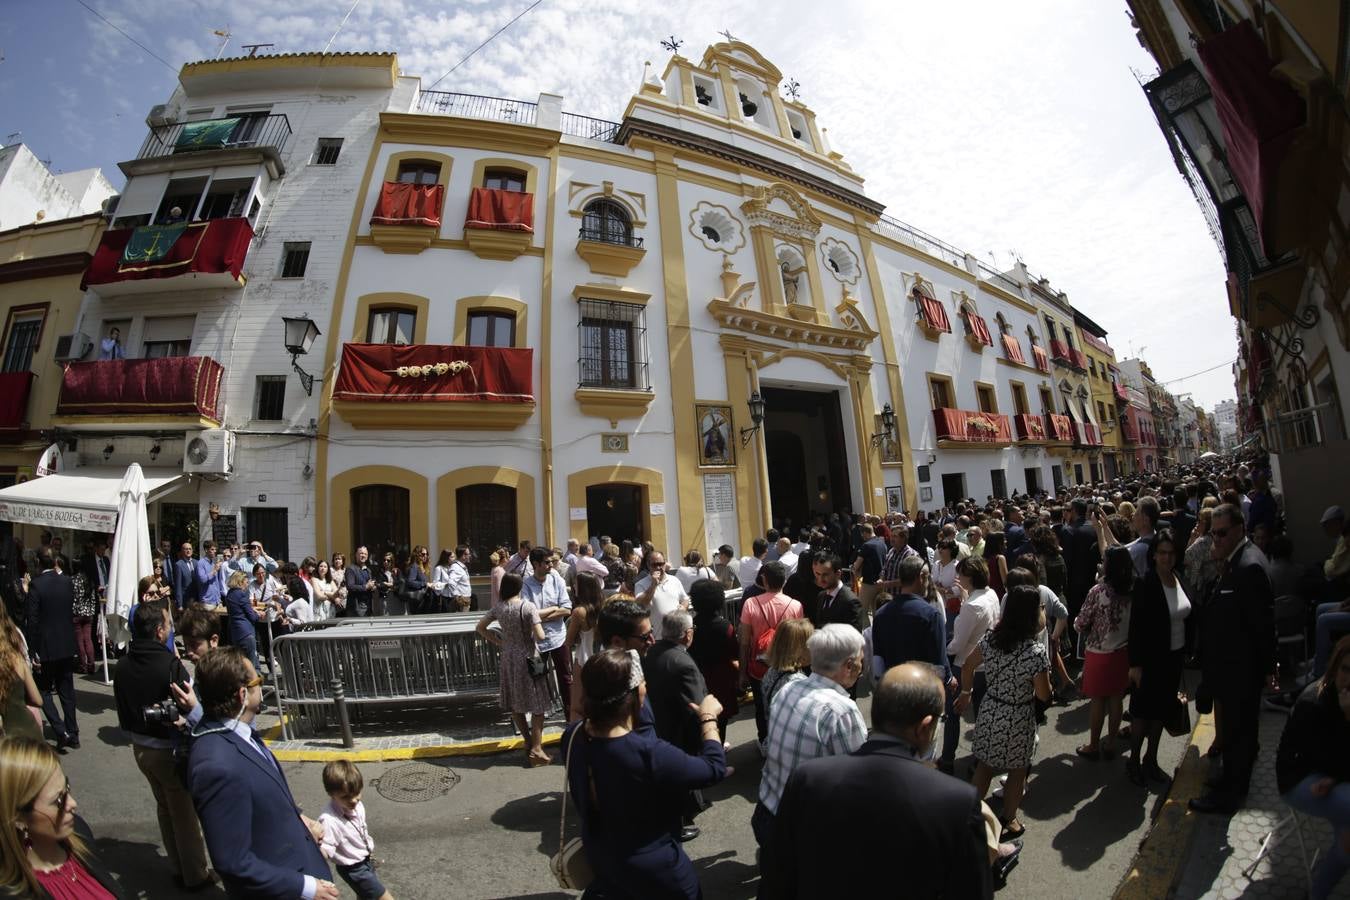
[428,0,544,89]
[1157,357,1239,386]
[73,0,178,74]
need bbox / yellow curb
[1113,712,1216,900]
[261,724,563,763]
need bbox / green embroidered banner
[174,117,240,151]
[120,223,187,264]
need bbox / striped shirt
[879,544,919,586]
[757,672,867,814]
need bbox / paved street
[60,668,1190,899]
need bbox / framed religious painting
[876,413,902,465]
[695,403,735,467]
[885,486,903,515]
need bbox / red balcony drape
[1001,334,1026,364]
[1050,339,1071,362]
[333,343,533,403]
[0,371,35,430]
[56,357,223,421]
[370,182,444,227]
[1197,20,1304,256]
[1031,345,1050,373]
[933,408,1012,444]
[917,295,951,333]
[1014,413,1045,442]
[465,187,534,232]
[82,218,253,290]
[1046,414,1073,443]
[1070,348,1089,370]
[964,312,993,346]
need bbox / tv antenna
[213,28,231,58]
[241,43,274,58]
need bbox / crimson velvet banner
[1015,413,1046,442]
[82,217,253,289]
[333,343,533,403]
[1032,346,1050,373]
[370,182,445,227]
[464,187,534,232]
[56,357,223,421]
[965,313,994,346]
[932,408,1012,444]
[1046,414,1074,443]
[0,371,35,430]
[1001,334,1026,364]
[918,295,951,333]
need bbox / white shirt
[284,597,314,623]
[1162,578,1192,651]
[778,549,799,576]
[674,565,716,592]
[738,555,764,589]
[634,573,689,634]
[947,586,1000,667]
[437,560,471,598]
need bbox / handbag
[1164,669,1194,737]
[520,603,550,679]
[550,728,594,890]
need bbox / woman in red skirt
[1075,544,1135,760]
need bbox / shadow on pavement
[489,790,569,857]
[693,849,759,900]
[1051,776,1147,870]
[96,724,130,747]
[1054,701,1092,735]
[95,835,225,897]
[1020,752,1101,821]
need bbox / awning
[0,466,187,530]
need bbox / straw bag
[551,729,594,890]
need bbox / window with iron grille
[578,299,647,390]
[254,376,286,421]
[279,242,310,278]
[397,160,440,184]
[580,199,639,247]
[1,312,43,373]
[313,138,343,165]
[467,311,515,348]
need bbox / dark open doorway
[760,386,852,535]
[941,473,966,508]
[457,484,517,575]
[586,484,644,546]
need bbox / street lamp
[282,315,322,396]
[740,391,766,447]
[870,403,896,447]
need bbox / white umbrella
[1199,451,1219,459]
[102,463,152,683]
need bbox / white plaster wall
[0,145,107,230]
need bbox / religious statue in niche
[696,403,735,467]
[780,259,807,305]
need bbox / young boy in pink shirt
[318,761,393,900]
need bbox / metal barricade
[272,618,501,740]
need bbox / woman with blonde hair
[0,736,123,897]
[0,605,42,741]
[490,550,506,606]
[759,618,815,714]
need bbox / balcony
[463,187,534,260]
[52,356,223,429]
[1120,420,1141,445]
[332,343,535,429]
[0,371,36,435]
[1049,339,1086,371]
[575,225,645,277]
[122,114,292,179]
[414,91,622,143]
[369,182,445,254]
[82,217,253,296]
[1073,422,1103,448]
[1014,413,1047,443]
[1113,381,1129,403]
[1045,414,1073,444]
[1031,345,1050,373]
[933,408,1013,448]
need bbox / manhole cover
[372,763,460,803]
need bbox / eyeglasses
[244,674,264,689]
[634,629,656,643]
[26,780,73,814]
[1210,527,1231,539]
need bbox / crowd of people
[1,447,1348,898]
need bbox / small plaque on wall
[601,433,628,453]
[212,514,238,547]
[569,507,588,520]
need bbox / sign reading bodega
[0,501,117,531]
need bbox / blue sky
[1,0,1237,409]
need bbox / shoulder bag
[521,603,550,678]
[550,728,594,890]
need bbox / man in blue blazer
[173,541,199,609]
[187,646,337,899]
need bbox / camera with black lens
[142,699,181,726]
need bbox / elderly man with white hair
[752,623,867,858]
[775,538,799,577]
[642,607,712,842]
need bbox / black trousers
[1214,684,1261,800]
[36,657,78,740]
[750,676,767,743]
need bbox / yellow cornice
[49,414,220,430]
[462,228,535,261]
[707,297,876,354]
[575,239,646,278]
[332,399,535,430]
[574,387,656,426]
[560,143,655,174]
[368,223,436,254]
[180,52,397,83]
[379,112,560,154]
[571,283,651,305]
[353,234,544,257]
[976,280,1036,314]
[717,333,873,379]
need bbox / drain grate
[372,763,460,803]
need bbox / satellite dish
[187,437,209,465]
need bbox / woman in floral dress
[476,573,554,766]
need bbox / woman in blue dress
[561,648,728,899]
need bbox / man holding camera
[113,601,213,890]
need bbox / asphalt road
[57,669,1186,899]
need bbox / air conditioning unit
[145,104,178,128]
[53,332,92,362]
[100,194,120,219]
[183,429,234,476]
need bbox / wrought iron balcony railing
[578,226,644,248]
[134,114,292,162]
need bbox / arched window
[456,484,517,575]
[396,159,441,185]
[996,313,1011,335]
[1026,324,1040,346]
[350,485,410,562]
[483,168,526,192]
[580,199,634,246]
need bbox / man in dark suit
[188,646,337,899]
[1166,486,1197,550]
[810,552,861,631]
[1190,503,1276,815]
[25,548,80,749]
[761,662,994,899]
[173,541,198,609]
[1063,498,1100,621]
[81,536,110,601]
[642,607,709,841]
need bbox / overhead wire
[72,0,179,74]
[1157,357,1239,385]
[428,0,545,89]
